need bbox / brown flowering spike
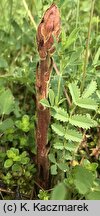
[37,3,60,59]
[36,4,60,189]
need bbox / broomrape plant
[0,0,100,199]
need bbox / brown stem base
[36,108,50,189]
[36,57,53,189]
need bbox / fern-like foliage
[65,129,82,142]
[40,98,50,107]
[68,82,98,111]
[51,123,65,136]
[53,142,64,150]
[69,114,97,129]
[52,124,83,142]
[51,106,69,122]
[76,98,98,110]
[82,80,97,98]
[49,89,55,106]
[68,82,80,104]
[51,81,98,144]
[96,90,100,99]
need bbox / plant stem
[36,57,53,189]
[76,0,80,29]
[63,88,72,107]
[36,3,60,189]
[9,0,13,33]
[0,187,14,194]
[22,0,37,30]
[56,73,62,106]
[81,0,95,92]
[53,61,72,107]
[74,0,80,49]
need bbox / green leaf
[76,98,98,110]
[49,89,55,106]
[69,114,97,129]
[69,48,83,65]
[86,191,100,200]
[0,89,15,115]
[65,129,82,142]
[82,160,98,172]
[93,47,100,65]
[51,182,66,200]
[58,0,65,8]
[0,57,8,68]
[51,106,69,122]
[53,142,64,150]
[64,28,79,49]
[13,156,20,162]
[12,164,22,172]
[64,152,72,160]
[58,98,66,105]
[51,164,57,175]
[21,157,30,165]
[21,151,27,158]
[48,153,56,164]
[68,83,80,104]
[57,163,68,172]
[4,159,13,168]
[0,118,14,132]
[7,148,19,159]
[74,166,94,194]
[12,20,22,36]
[51,123,65,136]
[40,98,50,107]
[10,148,19,156]
[97,107,100,114]
[7,150,16,159]
[21,115,30,132]
[97,90,100,99]
[68,81,98,110]
[82,80,97,98]
[64,142,79,152]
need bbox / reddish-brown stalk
[36,3,60,189]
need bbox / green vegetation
[0,0,100,200]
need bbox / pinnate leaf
[51,106,68,122]
[51,123,65,136]
[97,90,100,99]
[76,98,98,110]
[68,82,80,104]
[53,142,64,150]
[64,28,79,49]
[49,89,55,106]
[40,98,50,107]
[65,129,82,142]
[69,114,97,129]
[82,80,97,98]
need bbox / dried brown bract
[37,3,61,59]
